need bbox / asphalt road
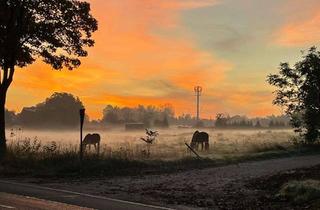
[0,192,92,209]
[0,180,173,210]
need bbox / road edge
[0,180,174,210]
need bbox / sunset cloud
[274,1,320,47]
[7,0,230,119]
[151,0,220,10]
[276,13,320,46]
[7,0,303,119]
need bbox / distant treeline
[5,92,174,129]
[6,92,85,129]
[5,92,290,129]
[100,104,174,128]
[214,113,290,129]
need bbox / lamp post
[79,108,85,161]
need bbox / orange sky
[6,0,320,120]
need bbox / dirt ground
[13,154,320,210]
[244,164,320,210]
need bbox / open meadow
[4,127,315,179]
[6,127,296,161]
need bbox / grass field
[6,128,296,159]
[2,127,313,178]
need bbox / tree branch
[0,66,14,90]
[5,66,14,88]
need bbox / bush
[278,180,320,203]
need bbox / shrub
[278,180,320,203]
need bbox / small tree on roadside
[267,47,320,144]
[0,0,98,156]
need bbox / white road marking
[0,204,15,209]
[60,195,79,198]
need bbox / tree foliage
[18,92,85,128]
[0,0,97,70]
[102,105,174,127]
[214,113,288,129]
[267,47,320,144]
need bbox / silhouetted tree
[101,104,174,127]
[175,113,194,126]
[102,105,121,124]
[267,47,320,144]
[0,0,97,155]
[18,92,84,128]
[269,120,275,128]
[255,120,262,128]
[215,113,229,128]
[154,115,169,128]
[162,115,169,128]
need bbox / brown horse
[83,133,101,154]
[190,130,209,151]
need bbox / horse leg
[205,142,209,151]
[97,142,100,155]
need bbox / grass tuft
[278,180,320,204]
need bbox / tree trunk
[0,66,14,159]
[0,88,7,158]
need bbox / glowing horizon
[6,0,320,120]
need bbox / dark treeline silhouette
[5,92,290,130]
[173,114,212,127]
[101,104,174,128]
[5,92,173,129]
[214,113,290,129]
[6,92,86,129]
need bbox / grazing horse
[83,133,101,154]
[190,130,209,151]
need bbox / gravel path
[16,155,320,209]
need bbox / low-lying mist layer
[2,128,316,178]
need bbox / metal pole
[79,109,85,162]
[197,92,200,121]
[194,86,202,122]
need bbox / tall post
[194,86,202,122]
[79,108,85,162]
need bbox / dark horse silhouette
[83,133,101,154]
[190,130,209,151]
